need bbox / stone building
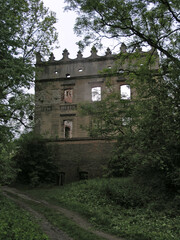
[35,44,158,184]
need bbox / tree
[65,0,179,65]
[0,141,17,185]
[65,0,180,191]
[13,132,58,186]
[0,0,58,144]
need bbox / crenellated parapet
[36,43,158,64]
[36,45,115,64]
[35,43,159,82]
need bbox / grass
[4,191,106,240]
[21,177,180,240]
[27,203,106,240]
[0,193,48,240]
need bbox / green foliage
[65,0,179,66]
[0,0,58,142]
[69,0,180,192]
[108,135,135,177]
[26,202,105,240]
[13,132,58,186]
[0,194,48,240]
[129,62,180,191]
[0,142,17,185]
[99,178,167,209]
[24,178,180,240]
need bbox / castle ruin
[35,44,158,184]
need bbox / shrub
[0,144,17,185]
[99,178,159,208]
[13,132,58,186]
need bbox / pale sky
[42,0,120,59]
[43,0,82,59]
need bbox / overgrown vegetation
[0,193,48,240]
[0,0,58,142]
[23,178,180,240]
[0,0,58,185]
[21,201,105,240]
[0,142,17,185]
[12,132,58,187]
[66,0,180,193]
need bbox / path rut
[2,187,125,240]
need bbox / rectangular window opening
[120,85,131,100]
[64,89,73,103]
[91,87,101,101]
[64,120,73,139]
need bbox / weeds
[21,178,180,240]
[0,194,48,240]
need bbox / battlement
[35,44,158,81]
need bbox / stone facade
[35,45,159,184]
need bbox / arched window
[65,126,70,138]
[120,85,131,99]
[64,120,72,139]
[91,87,101,101]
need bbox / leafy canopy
[65,0,179,66]
[0,0,58,143]
[65,0,180,191]
[13,132,58,187]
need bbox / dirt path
[2,187,125,240]
[2,190,73,240]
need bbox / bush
[0,194,48,240]
[107,136,134,177]
[97,178,175,210]
[13,132,58,186]
[25,178,180,240]
[98,178,152,208]
[0,146,17,185]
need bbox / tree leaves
[68,0,180,191]
[65,0,180,66]
[0,0,58,143]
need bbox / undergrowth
[4,191,106,240]
[0,193,48,240]
[27,202,106,240]
[21,178,180,240]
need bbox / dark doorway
[57,172,65,186]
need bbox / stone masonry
[35,44,159,184]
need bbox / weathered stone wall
[35,47,123,139]
[35,45,159,183]
[49,139,115,184]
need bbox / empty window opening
[65,126,70,138]
[78,68,83,72]
[91,87,101,101]
[108,66,111,69]
[64,89,73,103]
[79,171,88,180]
[57,172,65,186]
[118,69,124,74]
[122,117,131,126]
[120,85,131,99]
[66,73,71,78]
[64,120,72,139]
